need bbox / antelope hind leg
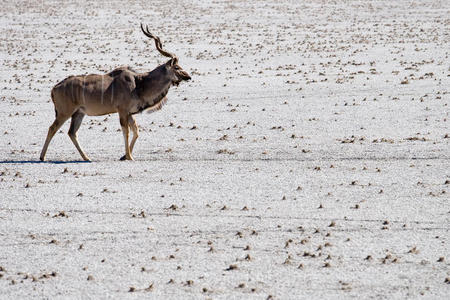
[68,110,90,161]
[40,114,70,161]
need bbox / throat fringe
[133,87,169,115]
[144,96,168,114]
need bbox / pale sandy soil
[0,0,449,299]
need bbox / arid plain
[0,0,449,298]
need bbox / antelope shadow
[0,160,92,164]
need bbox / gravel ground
[0,0,449,299]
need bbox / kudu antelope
[40,24,191,161]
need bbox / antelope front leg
[128,115,139,154]
[119,115,139,161]
[119,112,134,161]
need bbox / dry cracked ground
[0,0,449,299]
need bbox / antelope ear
[165,58,174,66]
[170,57,178,66]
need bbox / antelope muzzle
[178,69,191,81]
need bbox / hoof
[120,155,134,161]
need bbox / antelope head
[141,24,191,86]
